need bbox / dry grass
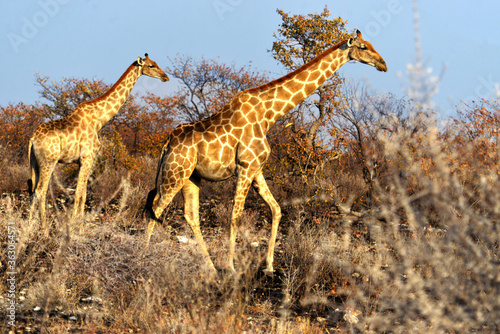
[1,120,499,333]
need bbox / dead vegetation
[1,112,499,334]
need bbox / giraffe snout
[161,73,170,82]
[376,59,387,72]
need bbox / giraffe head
[136,53,169,82]
[347,30,387,72]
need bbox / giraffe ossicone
[144,30,387,275]
[28,54,169,228]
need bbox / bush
[2,112,498,333]
[1,56,498,333]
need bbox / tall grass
[0,116,498,333]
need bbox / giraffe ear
[347,37,354,47]
[137,57,144,66]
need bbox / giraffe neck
[248,39,350,128]
[84,63,141,130]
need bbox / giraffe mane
[244,38,349,95]
[78,63,137,108]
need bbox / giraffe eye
[360,45,367,50]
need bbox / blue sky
[1,0,499,117]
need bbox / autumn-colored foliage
[0,41,497,216]
[166,55,269,122]
[271,6,350,71]
[0,102,45,159]
[1,9,499,333]
[268,7,352,183]
[0,8,497,215]
[0,56,270,191]
[0,75,179,176]
[35,73,110,119]
[445,99,499,188]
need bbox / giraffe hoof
[262,268,274,277]
[209,268,221,281]
[228,266,237,277]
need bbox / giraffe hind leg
[145,177,188,247]
[32,162,57,230]
[145,146,197,248]
[144,188,163,249]
[28,189,38,223]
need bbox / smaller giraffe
[28,54,169,228]
[144,31,386,275]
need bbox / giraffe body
[29,54,169,227]
[145,31,387,274]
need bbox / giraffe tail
[143,139,170,223]
[144,188,161,223]
[27,138,39,197]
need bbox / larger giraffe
[29,54,169,227]
[145,31,387,274]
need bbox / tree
[0,74,180,171]
[271,6,351,151]
[267,7,353,183]
[33,74,178,157]
[0,102,46,159]
[332,84,412,207]
[35,74,110,119]
[398,0,446,111]
[166,56,268,122]
[446,99,499,185]
[132,92,179,156]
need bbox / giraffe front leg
[252,171,281,275]
[73,156,94,220]
[228,169,254,273]
[182,177,217,274]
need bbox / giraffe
[144,30,387,274]
[28,54,169,228]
